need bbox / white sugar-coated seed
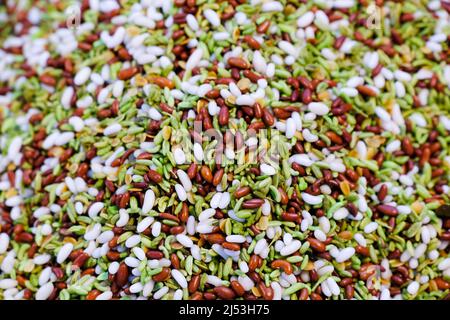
[177,169,192,192]
[199,208,216,221]
[0,233,10,254]
[336,247,355,263]
[218,192,230,209]
[290,154,314,167]
[364,222,378,234]
[226,235,246,243]
[96,291,113,300]
[333,207,349,220]
[0,279,17,289]
[125,235,141,248]
[438,258,450,271]
[88,202,104,218]
[260,163,276,176]
[103,123,122,136]
[297,11,315,28]
[173,148,186,165]
[74,67,91,86]
[36,282,54,300]
[142,189,155,214]
[175,184,187,201]
[151,222,161,237]
[254,238,268,255]
[172,269,188,288]
[176,234,193,248]
[407,281,419,295]
[56,243,73,264]
[33,254,51,265]
[137,217,154,233]
[301,192,323,205]
[280,240,301,256]
[203,9,220,27]
[314,229,327,242]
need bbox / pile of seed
[0,0,449,300]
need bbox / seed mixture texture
[0,0,450,301]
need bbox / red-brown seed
[271,260,293,275]
[115,263,129,287]
[228,57,250,69]
[152,267,171,282]
[377,204,399,216]
[213,286,236,300]
[147,169,163,183]
[188,275,200,294]
[200,166,213,183]
[212,168,224,186]
[242,199,265,209]
[307,237,326,252]
[218,106,229,126]
[117,67,138,81]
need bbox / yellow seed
[162,126,172,140]
[237,78,251,91]
[251,287,262,297]
[340,180,351,196]
[122,135,135,144]
[317,91,330,101]
[64,237,77,245]
[338,230,353,240]
[134,74,148,86]
[411,201,423,214]
[256,216,269,231]
[429,280,438,292]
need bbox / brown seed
[257,20,270,33]
[271,260,293,275]
[248,254,261,271]
[356,85,377,97]
[262,108,275,126]
[200,166,213,183]
[147,169,163,183]
[188,275,200,294]
[402,137,414,155]
[242,199,265,209]
[212,168,224,186]
[86,289,101,300]
[235,186,251,198]
[149,76,174,89]
[355,245,370,256]
[376,204,398,216]
[179,202,189,223]
[117,67,138,80]
[222,242,241,251]
[204,233,225,244]
[435,278,450,290]
[146,250,164,259]
[218,106,229,126]
[298,288,309,300]
[213,286,236,300]
[345,285,355,299]
[16,232,34,243]
[243,35,261,50]
[419,147,430,168]
[152,267,171,282]
[307,237,326,252]
[115,263,130,287]
[230,280,245,296]
[258,282,274,300]
[378,184,388,201]
[205,89,220,99]
[227,57,250,69]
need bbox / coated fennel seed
[0,0,450,301]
